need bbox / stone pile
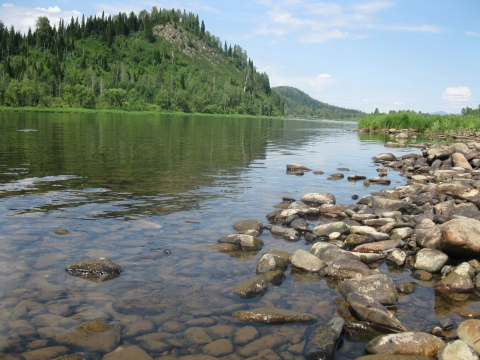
[224,141,480,359]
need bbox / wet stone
[255,253,287,274]
[304,316,345,360]
[365,332,445,357]
[184,327,213,345]
[325,259,372,279]
[338,274,398,306]
[233,219,263,234]
[291,249,326,273]
[102,344,154,360]
[438,339,479,360]
[238,334,288,357]
[22,346,69,360]
[202,339,235,357]
[387,249,406,266]
[233,326,259,345]
[435,262,475,293]
[233,307,315,324]
[55,321,121,353]
[112,298,164,315]
[234,276,268,299]
[217,234,264,250]
[65,258,121,282]
[412,270,433,281]
[396,281,416,294]
[162,321,186,333]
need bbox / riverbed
[0,112,464,359]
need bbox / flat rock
[304,316,345,360]
[365,332,445,357]
[55,321,121,353]
[414,248,448,273]
[373,198,421,216]
[313,222,350,237]
[353,239,404,253]
[319,246,358,266]
[390,227,413,240]
[65,258,121,282]
[325,259,372,279]
[347,292,408,333]
[338,274,398,306]
[287,163,312,171]
[102,344,154,360]
[233,219,263,234]
[291,249,326,272]
[457,319,480,354]
[233,307,315,324]
[301,193,336,205]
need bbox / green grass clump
[358,113,480,132]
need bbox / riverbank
[216,138,480,359]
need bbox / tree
[200,20,205,37]
[36,16,52,45]
[374,107,379,115]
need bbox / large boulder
[338,274,398,306]
[365,332,445,357]
[65,258,122,282]
[440,219,480,257]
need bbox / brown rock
[353,239,404,253]
[452,153,473,170]
[233,307,315,324]
[22,346,69,360]
[238,334,288,357]
[440,219,480,257]
[202,339,235,357]
[233,326,259,345]
[55,321,121,353]
[457,319,480,354]
[102,344,154,360]
[365,332,445,356]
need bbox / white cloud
[2,3,14,7]
[35,6,62,13]
[442,86,472,102]
[1,5,81,33]
[466,31,480,37]
[250,0,442,42]
[394,101,403,105]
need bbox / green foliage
[359,112,480,132]
[0,8,284,116]
[273,86,365,120]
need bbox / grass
[358,113,480,133]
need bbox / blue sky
[1,0,479,113]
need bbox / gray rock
[256,254,287,274]
[291,249,326,272]
[390,227,413,240]
[234,277,268,298]
[287,163,312,171]
[288,200,309,210]
[218,234,264,250]
[320,247,358,266]
[353,239,404,253]
[435,262,475,293]
[414,248,449,273]
[347,292,408,332]
[338,274,398,306]
[313,222,350,237]
[233,219,263,234]
[452,153,473,170]
[65,258,121,282]
[301,193,336,205]
[387,249,406,266]
[373,198,422,216]
[373,153,397,162]
[290,217,309,231]
[369,177,391,185]
[304,316,345,360]
[325,259,371,279]
[415,219,442,249]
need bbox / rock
[271,225,299,241]
[304,316,345,360]
[347,293,408,332]
[102,344,154,360]
[319,204,344,215]
[395,281,416,294]
[291,249,326,272]
[458,319,480,354]
[353,239,404,253]
[121,320,155,339]
[435,262,475,293]
[260,270,286,285]
[184,327,213,345]
[319,247,358,266]
[369,177,391,185]
[65,258,121,282]
[440,218,480,257]
[348,175,367,181]
[112,298,164,315]
[439,318,454,330]
[234,277,268,299]
[437,339,479,360]
[350,226,389,241]
[237,334,288,357]
[233,219,263,234]
[313,222,350,237]
[233,326,259,345]
[202,339,235,357]
[233,307,315,324]
[255,254,287,274]
[373,198,421,216]
[338,274,398,306]
[452,153,473,170]
[325,259,371,279]
[55,321,121,353]
[414,248,449,273]
[264,249,292,263]
[288,201,309,210]
[351,252,388,264]
[390,227,413,240]
[365,332,445,357]
[287,163,311,171]
[415,219,441,249]
[373,153,397,162]
[217,234,264,250]
[301,193,336,205]
[22,346,69,360]
[412,270,432,281]
[346,234,372,246]
[387,249,406,266]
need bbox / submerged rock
[218,234,264,250]
[65,258,121,282]
[304,316,345,360]
[233,219,263,234]
[233,307,315,324]
[55,321,121,353]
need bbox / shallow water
[0,112,476,359]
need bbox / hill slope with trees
[0,8,284,115]
[273,86,365,119]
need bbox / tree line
[0,8,284,115]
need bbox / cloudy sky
[2,0,479,113]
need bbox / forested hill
[273,86,365,119]
[0,9,284,115]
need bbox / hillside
[273,86,365,119]
[0,9,284,115]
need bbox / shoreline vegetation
[359,110,480,135]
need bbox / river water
[0,112,472,359]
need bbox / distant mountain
[272,86,366,120]
[430,111,448,115]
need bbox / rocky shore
[219,138,480,359]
